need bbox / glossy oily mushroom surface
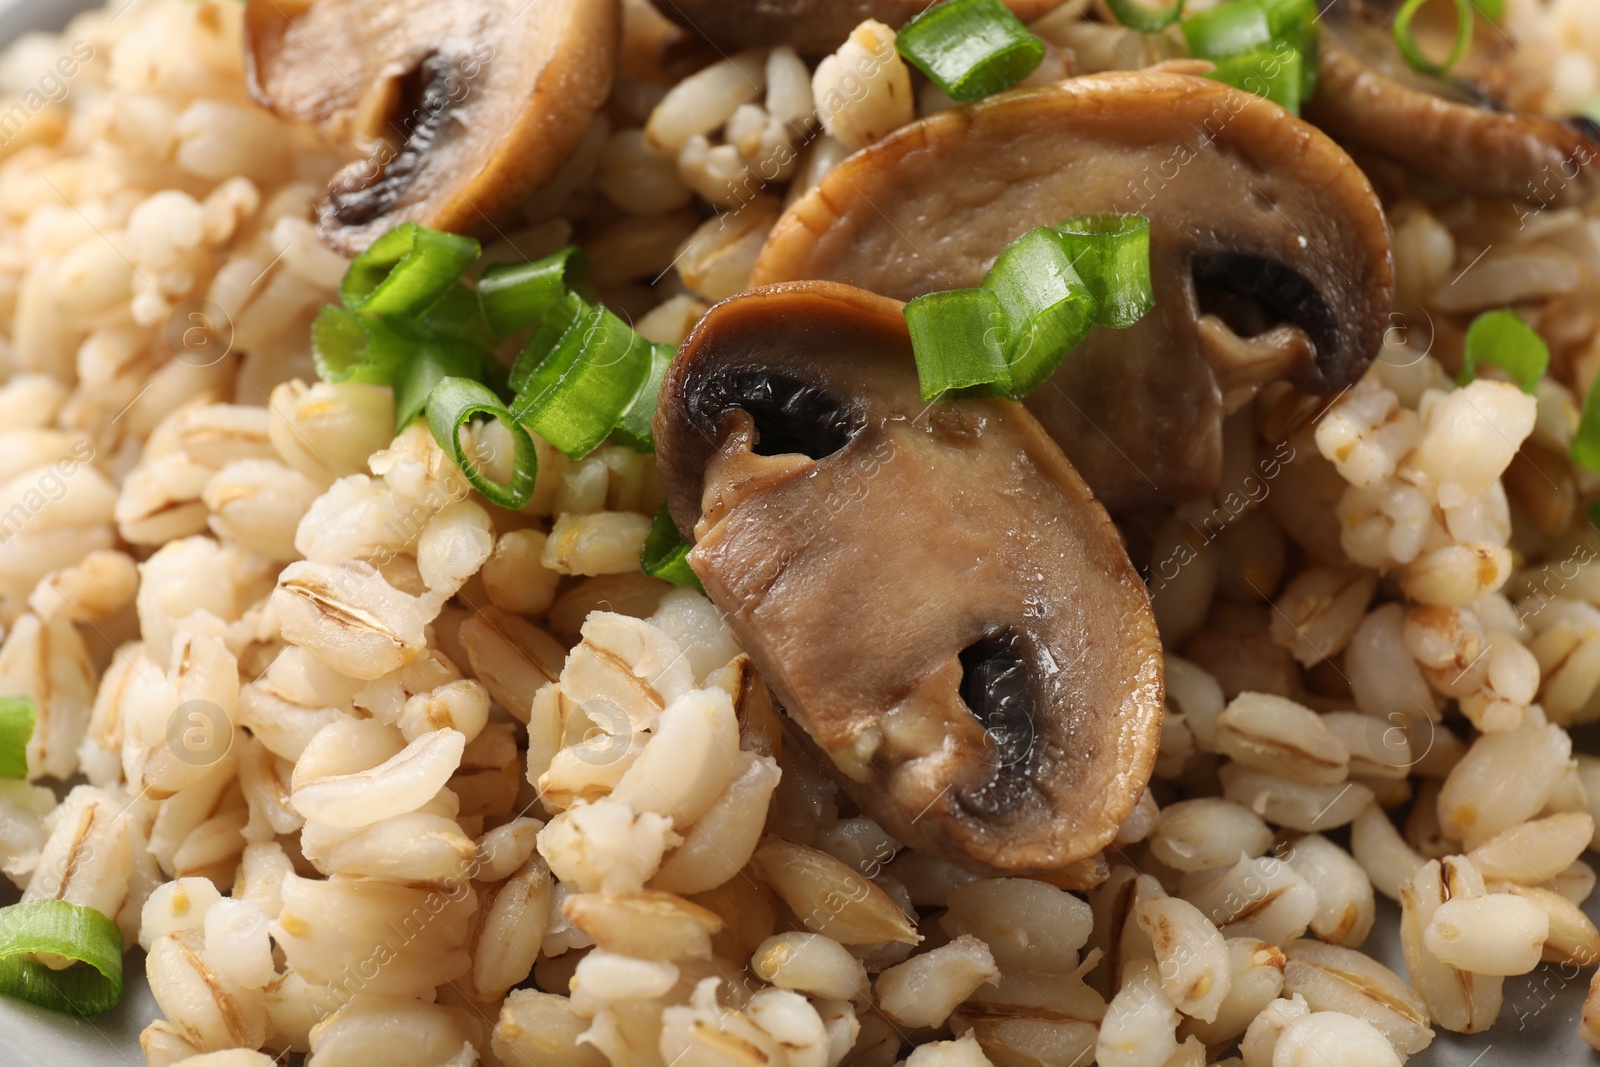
[752,72,1394,511]
[651,0,1063,55]
[245,0,618,254]
[1306,0,1600,208]
[654,281,1164,876]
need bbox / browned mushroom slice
[650,0,1062,55]
[1306,0,1600,208]
[750,72,1393,512]
[245,0,618,255]
[654,281,1164,877]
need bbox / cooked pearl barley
[473,854,554,1000]
[904,1032,994,1067]
[306,998,479,1067]
[289,728,465,829]
[543,511,652,575]
[139,876,223,952]
[145,929,268,1053]
[1181,938,1285,1047]
[1183,853,1317,945]
[1282,834,1375,947]
[1268,567,1377,667]
[1438,714,1572,849]
[753,839,919,946]
[1135,893,1231,1023]
[494,990,605,1067]
[1215,693,1349,784]
[202,898,274,991]
[1150,798,1273,873]
[677,199,784,302]
[1401,542,1514,608]
[1096,958,1179,1067]
[1238,993,1309,1067]
[938,877,1091,973]
[1406,380,1537,508]
[1273,1011,1402,1067]
[1426,890,1551,976]
[812,21,914,151]
[537,797,678,894]
[753,932,869,1000]
[1314,377,1421,488]
[1399,858,1503,1033]
[416,500,494,599]
[1465,811,1594,883]
[272,560,428,681]
[266,380,394,489]
[652,751,781,894]
[481,528,561,616]
[1219,764,1374,832]
[875,934,998,1028]
[610,686,740,825]
[1280,938,1433,1056]
[646,51,766,154]
[1166,654,1226,751]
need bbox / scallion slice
[0,698,33,780]
[1056,214,1156,329]
[1182,0,1273,59]
[1206,44,1304,112]
[613,343,677,452]
[0,901,123,1015]
[426,378,539,510]
[982,227,1098,397]
[509,291,589,394]
[905,288,1010,401]
[1394,0,1472,77]
[1574,380,1600,472]
[1106,0,1186,32]
[340,223,481,318]
[394,337,487,432]
[1457,309,1549,394]
[895,0,1045,104]
[512,303,653,459]
[311,306,418,385]
[1470,0,1503,22]
[479,247,592,339]
[641,503,704,591]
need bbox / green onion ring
[1055,214,1156,329]
[0,901,124,1015]
[1393,0,1473,77]
[0,697,32,779]
[641,502,704,591]
[425,377,539,510]
[1457,308,1549,394]
[904,288,1011,401]
[1106,0,1186,32]
[895,0,1046,104]
[340,222,481,318]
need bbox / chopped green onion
[1469,0,1504,21]
[419,283,497,350]
[905,288,1010,401]
[1106,0,1186,31]
[1393,0,1472,77]
[0,698,33,779]
[426,378,538,510]
[1457,309,1549,394]
[613,343,677,452]
[641,503,704,592]
[513,303,653,459]
[509,291,589,394]
[895,0,1045,104]
[1573,379,1600,472]
[1206,43,1304,112]
[982,227,1098,397]
[0,901,123,1015]
[394,337,487,432]
[479,247,592,339]
[1055,214,1155,329]
[1182,0,1273,59]
[311,306,420,386]
[340,223,481,318]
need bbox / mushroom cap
[750,73,1394,511]
[245,0,619,254]
[1306,0,1600,208]
[649,0,1063,55]
[655,280,1164,876]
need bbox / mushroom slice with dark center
[750,72,1394,512]
[1306,0,1600,208]
[648,0,1063,55]
[654,281,1164,877]
[245,0,619,255]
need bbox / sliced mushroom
[751,72,1393,512]
[245,0,619,254]
[1306,0,1600,208]
[654,280,1164,877]
[650,0,1062,55]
